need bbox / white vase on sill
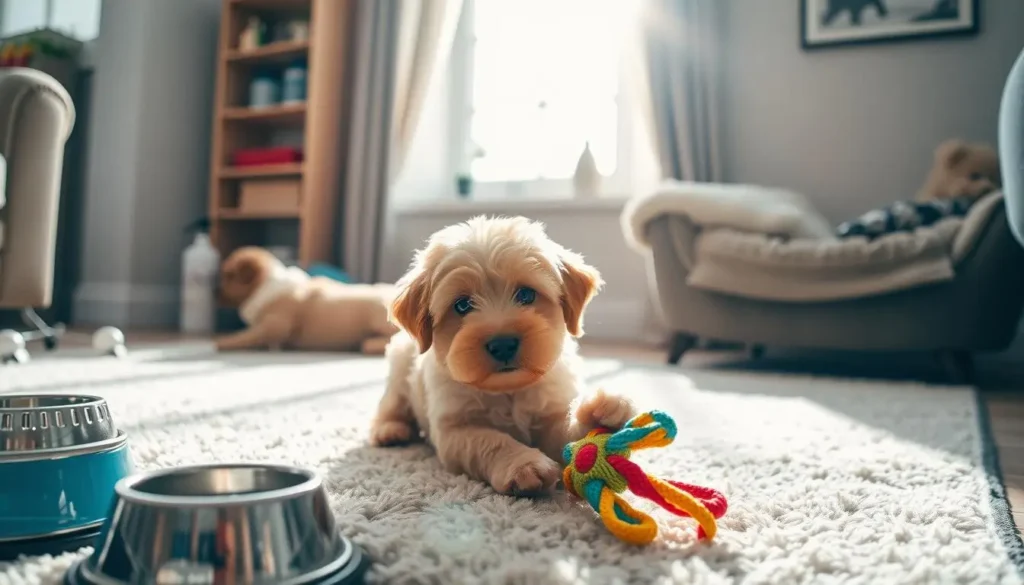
[573,141,602,198]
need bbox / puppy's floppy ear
[558,249,603,337]
[390,263,434,353]
[226,258,258,286]
[936,139,969,167]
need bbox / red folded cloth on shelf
[231,147,304,166]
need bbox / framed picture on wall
[801,0,979,49]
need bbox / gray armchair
[0,68,76,344]
[623,180,1024,384]
[1001,48,1024,247]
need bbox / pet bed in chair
[622,182,1024,382]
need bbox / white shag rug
[1,343,1022,585]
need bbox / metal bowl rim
[0,394,107,410]
[0,430,129,462]
[114,462,323,508]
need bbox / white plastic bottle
[180,218,220,335]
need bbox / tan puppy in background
[371,216,636,495]
[216,247,398,354]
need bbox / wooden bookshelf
[218,163,305,179]
[223,102,307,125]
[225,40,310,64]
[217,208,301,220]
[207,0,355,265]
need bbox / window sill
[391,195,629,217]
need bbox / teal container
[0,434,132,543]
[0,395,134,560]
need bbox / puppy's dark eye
[453,296,474,316]
[514,287,537,305]
[969,172,984,181]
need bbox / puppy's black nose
[485,336,520,363]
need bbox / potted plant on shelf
[455,143,486,199]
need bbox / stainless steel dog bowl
[0,394,133,560]
[1,394,116,452]
[65,464,369,585]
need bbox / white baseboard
[73,282,179,329]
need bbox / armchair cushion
[689,221,958,302]
[686,191,1006,303]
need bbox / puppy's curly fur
[372,216,636,495]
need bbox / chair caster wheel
[43,336,58,351]
[0,329,29,364]
[93,326,127,358]
[1,349,29,365]
[748,344,765,360]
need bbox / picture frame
[800,0,980,50]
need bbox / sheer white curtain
[341,0,463,283]
[635,0,723,182]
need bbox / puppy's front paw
[370,419,416,446]
[491,450,561,497]
[576,389,636,430]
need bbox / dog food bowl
[65,464,369,585]
[0,394,134,560]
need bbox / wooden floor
[987,392,1024,529]
[24,328,1024,530]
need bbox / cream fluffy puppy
[371,216,636,495]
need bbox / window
[49,0,101,41]
[448,0,645,200]
[1,0,101,41]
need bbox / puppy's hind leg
[361,312,400,355]
[360,336,391,355]
[370,334,420,446]
[215,316,292,352]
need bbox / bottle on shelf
[180,218,220,335]
[249,68,281,108]
[282,59,308,104]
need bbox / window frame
[0,0,102,41]
[446,0,639,202]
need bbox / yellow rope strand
[597,486,658,545]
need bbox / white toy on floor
[93,326,127,358]
[0,329,29,364]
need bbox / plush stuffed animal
[837,139,1001,240]
[917,139,1001,202]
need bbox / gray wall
[74,0,220,328]
[73,0,1024,334]
[721,0,1024,222]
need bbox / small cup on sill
[456,174,473,198]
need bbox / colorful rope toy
[562,410,728,545]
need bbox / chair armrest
[646,213,701,271]
[621,180,836,253]
[951,191,1006,264]
[0,68,75,308]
